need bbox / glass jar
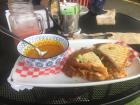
[8,2,45,44]
[60,2,80,36]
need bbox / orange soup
[24,40,64,58]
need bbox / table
[0,12,139,105]
[79,12,140,33]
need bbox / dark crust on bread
[96,44,129,70]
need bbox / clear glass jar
[8,1,45,44]
[60,2,80,36]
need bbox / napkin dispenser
[96,9,116,25]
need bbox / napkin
[8,75,33,91]
[96,9,116,25]
[7,48,74,91]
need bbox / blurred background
[7,0,140,19]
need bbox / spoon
[0,25,47,58]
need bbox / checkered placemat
[15,48,74,78]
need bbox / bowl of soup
[17,34,69,68]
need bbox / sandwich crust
[97,43,129,70]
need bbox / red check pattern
[16,48,74,78]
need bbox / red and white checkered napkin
[7,48,74,91]
[16,48,74,78]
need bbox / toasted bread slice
[97,43,129,70]
[63,48,109,81]
[75,51,108,76]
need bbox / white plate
[11,39,140,88]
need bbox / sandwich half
[96,43,129,79]
[63,48,109,81]
[63,43,130,81]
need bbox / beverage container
[60,2,80,36]
[8,1,45,44]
